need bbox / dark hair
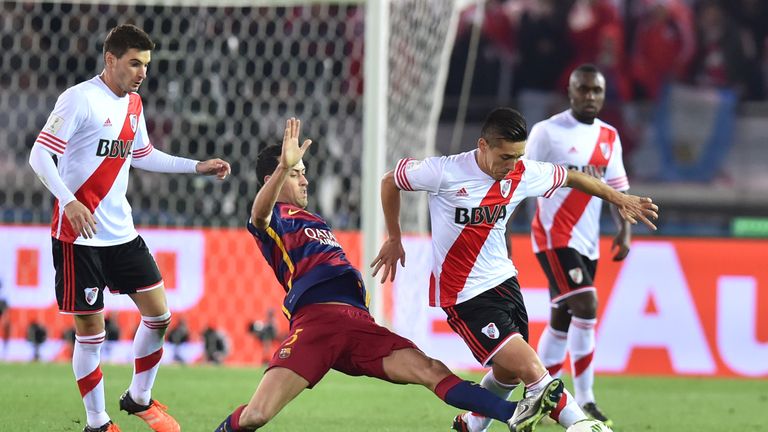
[255,144,282,186]
[481,107,528,145]
[104,24,155,59]
[573,63,601,76]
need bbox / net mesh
[1,0,464,232]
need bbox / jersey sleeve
[34,87,88,156]
[604,134,629,191]
[521,158,568,198]
[393,156,444,194]
[525,122,550,162]
[247,206,285,243]
[131,105,154,159]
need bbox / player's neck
[473,150,493,179]
[99,71,127,98]
[571,110,596,125]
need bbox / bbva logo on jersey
[454,205,507,225]
[96,139,133,158]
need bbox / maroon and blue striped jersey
[247,202,369,319]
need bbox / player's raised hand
[196,158,231,179]
[617,195,659,230]
[64,200,97,239]
[281,117,312,169]
[370,237,406,283]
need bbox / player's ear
[104,51,115,68]
[478,137,487,150]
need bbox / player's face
[477,138,526,180]
[279,160,309,208]
[568,71,605,122]
[106,48,151,95]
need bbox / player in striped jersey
[215,118,550,432]
[528,64,630,427]
[372,108,658,431]
[28,24,231,432]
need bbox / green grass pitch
[1,362,765,431]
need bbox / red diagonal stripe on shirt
[531,210,548,251]
[52,93,142,243]
[77,366,103,397]
[436,162,524,307]
[549,127,615,248]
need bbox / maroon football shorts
[267,303,417,388]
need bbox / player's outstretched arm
[250,118,312,229]
[196,158,231,179]
[565,169,659,230]
[370,170,406,283]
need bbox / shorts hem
[481,332,523,367]
[59,308,105,316]
[552,286,596,304]
[108,280,164,295]
[265,364,321,389]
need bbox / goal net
[0,0,479,361]
[1,0,470,233]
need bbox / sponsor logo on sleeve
[43,114,65,135]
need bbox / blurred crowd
[453,0,768,103]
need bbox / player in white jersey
[528,64,629,427]
[28,25,231,432]
[371,108,658,432]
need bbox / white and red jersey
[527,109,630,260]
[33,76,154,246]
[395,151,567,307]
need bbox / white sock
[524,372,554,395]
[74,332,110,428]
[465,370,519,431]
[537,325,568,378]
[568,317,597,405]
[128,311,171,405]
[551,388,588,427]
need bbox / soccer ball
[566,419,613,432]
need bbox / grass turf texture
[1,362,765,431]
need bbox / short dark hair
[481,107,528,145]
[573,63,601,76]
[104,24,155,59]
[255,144,283,187]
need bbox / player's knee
[74,314,105,335]
[239,406,271,429]
[568,294,597,318]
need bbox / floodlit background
[0,0,765,404]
